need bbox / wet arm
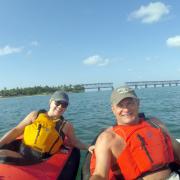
[90,132,112,180]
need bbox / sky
[0,0,180,89]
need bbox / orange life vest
[90,118,174,180]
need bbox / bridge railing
[80,83,114,90]
[125,80,180,88]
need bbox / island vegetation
[0,84,85,97]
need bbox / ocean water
[0,86,180,179]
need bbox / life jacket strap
[137,134,154,163]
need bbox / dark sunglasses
[55,101,68,108]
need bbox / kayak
[0,139,80,180]
[81,135,180,180]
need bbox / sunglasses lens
[55,101,68,108]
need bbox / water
[0,86,180,179]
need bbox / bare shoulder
[149,117,168,132]
[62,120,74,135]
[63,120,72,129]
[94,128,125,165]
[24,111,38,123]
[17,111,38,127]
[96,129,115,148]
[105,126,113,131]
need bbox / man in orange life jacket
[90,85,180,180]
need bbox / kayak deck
[0,146,80,180]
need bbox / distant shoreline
[0,91,82,99]
[0,85,84,98]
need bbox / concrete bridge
[125,80,180,88]
[81,83,114,91]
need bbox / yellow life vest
[23,113,63,154]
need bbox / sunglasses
[54,101,68,108]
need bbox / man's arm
[150,117,180,161]
[170,138,180,162]
[90,131,113,180]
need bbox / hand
[88,145,95,154]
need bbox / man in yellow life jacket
[0,91,89,162]
[90,85,180,180]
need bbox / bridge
[81,83,114,91]
[125,80,180,88]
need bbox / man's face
[111,97,139,125]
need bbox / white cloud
[83,55,109,66]
[166,35,180,47]
[129,2,170,24]
[30,41,39,47]
[0,45,23,56]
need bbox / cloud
[83,55,109,66]
[129,2,170,24]
[30,41,39,47]
[166,35,180,47]
[0,45,23,56]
